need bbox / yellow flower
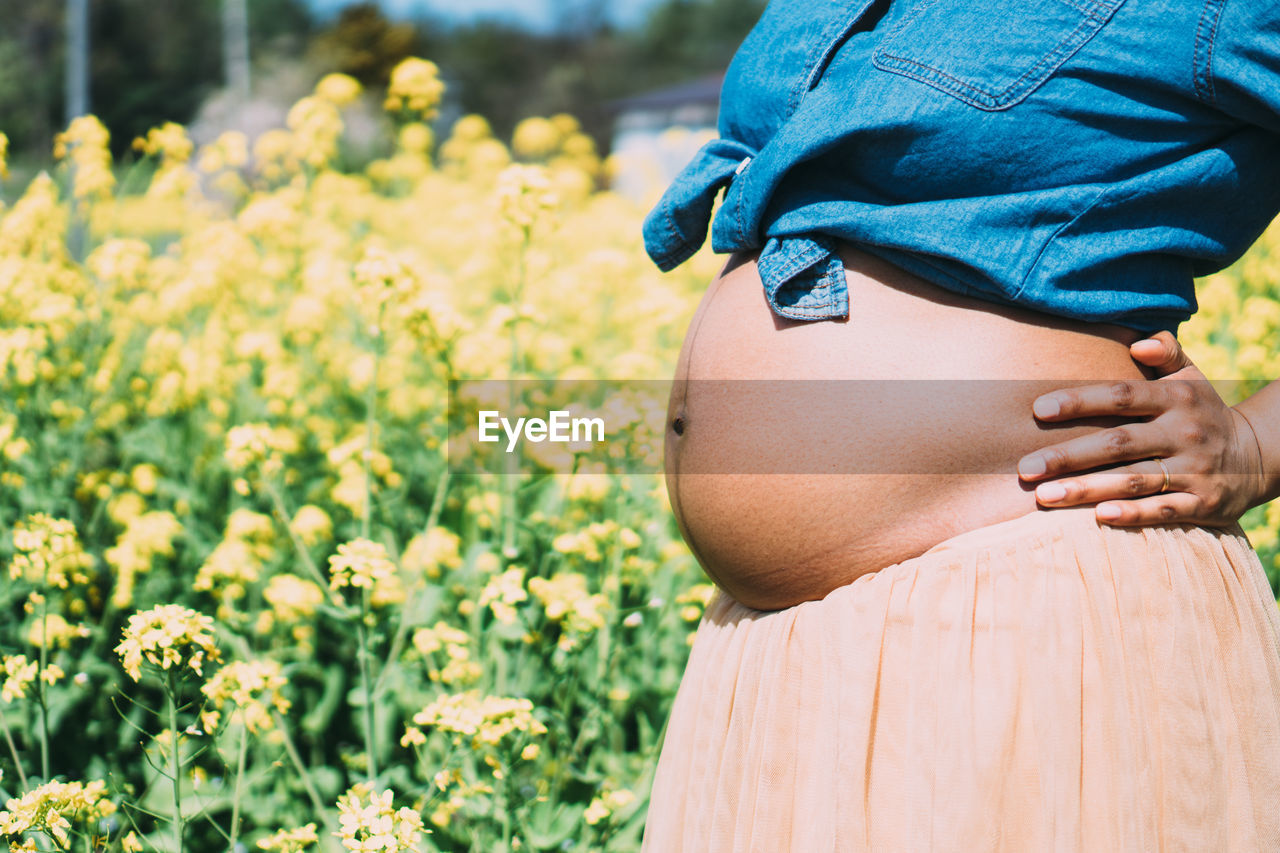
[410,622,479,685]
[252,128,299,180]
[328,538,396,591]
[9,514,94,588]
[494,163,558,229]
[129,463,160,496]
[334,784,426,852]
[287,95,344,170]
[0,172,64,258]
[289,505,333,547]
[201,658,291,733]
[618,527,642,550]
[194,539,261,598]
[225,509,277,559]
[196,130,249,173]
[107,492,146,527]
[511,117,561,160]
[384,57,445,119]
[132,121,194,164]
[397,122,432,156]
[0,655,37,703]
[353,244,416,313]
[315,73,362,107]
[0,779,115,847]
[264,574,324,622]
[583,798,609,826]
[477,568,528,625]
[105,511,183,608]
[257,823,319,851]
[114,603,221,682]
[406,691,545,750]
[448,114,491,142]
[583,788,635,826]
[528,572,608,648]
[25,613,89,649]
[53,115,115,201]
[225,423,297,476]
[401,527,461,579]
[676,582,717,619]
[0,132,8,179]
[133,122,196,200]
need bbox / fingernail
[1037,482,1066,502]
[1097,503,1122,520]
[1032,396,1060,418]
[1018,456,1046,478]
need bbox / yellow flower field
[0,57,1276,852]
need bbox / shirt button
[734,156,752,176]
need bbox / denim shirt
[641,0,1280,333]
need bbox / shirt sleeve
[1201,0,1280,133]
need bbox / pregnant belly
[665,242,1154,611]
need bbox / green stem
[36,594,50,780]
[356,588,377,782]
[369,465,451,703]
[352,299,384,785]
[261,480,343,608]
[166,670,184,853]
[0,712,29,791]
[500,228,529,558]
[216,632,333,838]
[270,710,332,832]
[362,304,383,542]
[498,764,512,853]
[42,826,71,852]
[370,606,410,702]
[228,722,248,852]
[424,466,450,536]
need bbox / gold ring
[1154,457,1171,494]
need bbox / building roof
[610,72,725,113]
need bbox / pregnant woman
[640,0,1280,849]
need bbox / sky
[305,0,664,30]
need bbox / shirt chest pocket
[871,0,1126,110]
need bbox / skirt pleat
[640,505,1280,852]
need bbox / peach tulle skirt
[640,505,1280,852]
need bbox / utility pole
[65,0,89,122]
[223,0,251,103]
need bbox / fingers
[1018,422,1168,481]
[1031,377,1202,421]
[1030,458,1171,506]
[1093,491,1204,525]
[1129,330,1193,375]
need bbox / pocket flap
[872,0,1125,110]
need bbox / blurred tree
[403,0,764,152]
[0,2,62,159]
[626,0,765,87]
[0,0,311,163]
[89,0,223,154]
[308,2,415,88]
[0,0,762,167]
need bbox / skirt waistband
[913,504,1246,565]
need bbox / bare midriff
[664,242,1155,611]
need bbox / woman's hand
[1016,331,1268,527]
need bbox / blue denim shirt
[641,0,1280,333]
